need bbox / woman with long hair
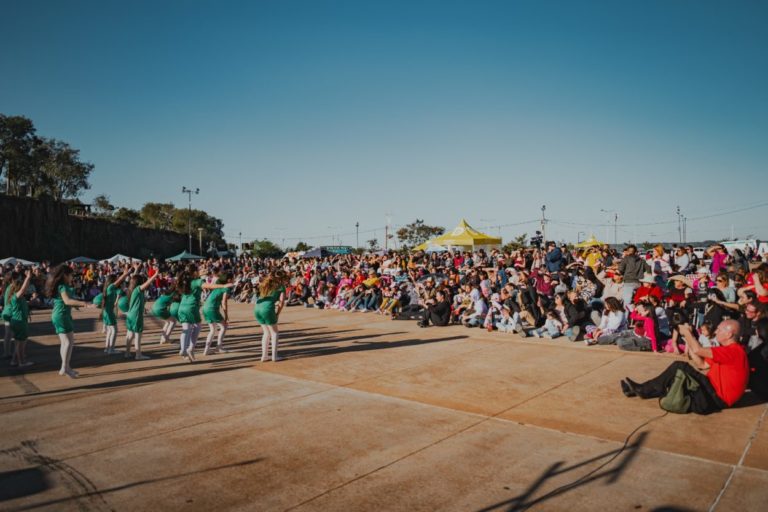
[101,265,131,354]
[124,265,160,360]
[46,264,93,378]
[202,271,231,355]
[254,270,287,362]
[176,265,231,362]
[8,269,33,367]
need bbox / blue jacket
[545,247,563,272]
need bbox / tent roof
[67,256,97,263]
[166,251,205,261]
[99,254,142,264]
[0,257,38,266]
[415,219,502,250]
[575,235,605,248]
[301,247,330,258]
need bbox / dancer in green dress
[254,270,287,362]
[177,265,232,362]
[8,269,33,367]
[46,265,93,378]
[2,270,17,358]
[202,272,231,355]
[151,280,177,344]
[124,265,160,360]
[100,266,131,354]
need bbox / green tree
[502,233,528,252]
[93,194,114,216]
[251,239,283,258]
[113,207,141,225]
[367,238,379,250]
[140,202,175,230]
[37,138,93,200]
[171,207,225,245]
[294,241,312,252]
[0,114,37,195]
[396,219,445,249]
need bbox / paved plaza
[1,303,767,511]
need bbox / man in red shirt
[622,320,748,414]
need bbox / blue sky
[3,0,767,246]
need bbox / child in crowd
[495,305,520,333]
[532,310,564,339]
[698,321,716,348]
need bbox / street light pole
[577,231,585,244]
[600,209,619,246]
[540,205,546,241]
[355,222,359,249]
[181,186,199,253]
[198,228,203,255]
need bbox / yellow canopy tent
[415,219,502,251]
[574,235,605,248]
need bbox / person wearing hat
[633,273,663,304]
[667,274,693,305]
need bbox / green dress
[202,287,228,323]
[2,285,12,322]
[151,294,173,320]
[169,302,180,320]
[254,286,284,325]
[125,287,145,333]
[92,293,103,307]
[51,284,74,334]
[102,284,119,326]
[118,293,129,313]
[9,293,29,341]
[177,279,203,324]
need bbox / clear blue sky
[3,0,767,247]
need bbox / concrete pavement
[1,303,766,511]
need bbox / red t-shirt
[705,343,749,407]
[633,285,662,304]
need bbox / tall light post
[355,222,359,249]
[197,228,203,255]
[577,231,585,244]
[540,205,547,241]
[181,186,199,253]
[238,232,242,255]
[601,209,619,246]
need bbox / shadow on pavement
[477,431,648,512]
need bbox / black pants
[636,361,726,415]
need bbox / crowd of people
[2,240,767,415]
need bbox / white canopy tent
[0,257,38,266]
[99,254,142,264]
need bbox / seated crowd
[3,240,767,413]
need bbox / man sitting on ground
[621,320,749,414]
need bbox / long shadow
[1,365,251,401]
[477,431,648,512]
[0,450,263,511]
[281,335,469,359]
[27,318,98,337]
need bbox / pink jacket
[630,310,659,352]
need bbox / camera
[668,308,690,332]
[530,231,543,249]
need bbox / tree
[0,114,37,195]
[1,115,93,199]
[140,202,175,230]
[251,239,283,258]
[172,207,225,246]
[38,138,93,200]
[367,238,379,250]
[93,194,114,216]
[396,219,445,249]
[294,241,312,252]
[502,233,528,252]
[113,207,141,225]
